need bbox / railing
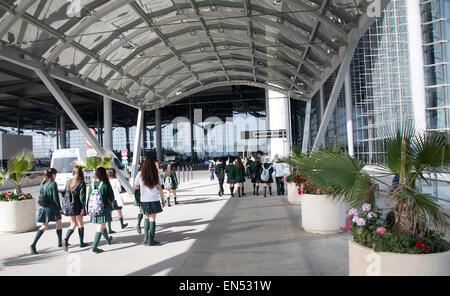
[417,172,450,206]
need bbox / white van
[51,148,88,192]
[50,148,128,192]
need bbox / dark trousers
[275,177,285,195]
[218,178,224,193]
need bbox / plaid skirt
[236,176,246,183]
[140,201,163,215]
[111,200,122,210]
[89,206,112,223]
[227,178,235,184]
[36,207,61,223]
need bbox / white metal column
[406,0,427,132]
[35,69,134,194]
[268,90,289,159]
[345,70,354,156]
[155,108,162,162]
[130,109,144,185]
[302,99,312,154]
[103,96,113,151]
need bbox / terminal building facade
[0,0,448,165]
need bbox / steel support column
[60,114,66,149]
[103,96,113,151]
[345,70,354,156]
[302,99,312,154]
[406,0,427,132]
[130,108,144,185]
[155,108,162,162]
[34,69,134,194]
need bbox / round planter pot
[349,237,450,276]
[301,194,346,234]
[0,198,36,233]
[287,182,301,205]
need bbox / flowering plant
[285,171,304,186]
[341,205,448,254]
[0,191,33,202]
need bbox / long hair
[236,158,244,169]
[42,168,57,184]
[95,167,109,183]
[141,158,159,189]
[70,166,84,190]
[166,163,173,175]
[106,168,117,179]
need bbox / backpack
[164,176,173,190]
[88,182,104,216]
[216,165,225,179]
[261,165,272,182]
[61,182,82,216]
[38,182,52,207]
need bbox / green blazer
[225,164,236,179]
[39,181,61,210]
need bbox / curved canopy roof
[0,0,387,110]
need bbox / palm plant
[4,150,35,194]
[71,154,114,171]
[280,126,449,239]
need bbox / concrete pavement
[0,172,350,276]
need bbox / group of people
[210,154,287,198]
[30,159,179,255]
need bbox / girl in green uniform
[250,156,262,195]
[134,158,166,246]
[215,158,226,196]
[30,168,62,254]
[164,164,178,207]
[61,166,87,251]
[87,167,115,253]
[261,157,274,197]
[225,157,236,197]
[235,158,246,197]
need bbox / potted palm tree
[71,154,114,184]
[0,150,37,233]
[282,126,449,275]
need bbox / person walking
[164,163,178,206]
[86,167,115,254]
[134,158,166,246]
[209,159,215,181]
[61,166,87,251]
[106,168,128,233]
[273,154,287,196]
[215,158,226,196]
[249,155,262,195]
[261,157,274,197]
[235,158,246,197]
[30,168,63,254]
[225,157,236,197]
[134,164,144,234]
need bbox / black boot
[256,186,259,196]
[264,187,267,197]
[253,184,256,195]
[269,187,273,196]
[237,187,241,197]
[241,186,245,196]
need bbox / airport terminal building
[0,0,448,168]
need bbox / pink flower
[376,227,386,235]
[316,188,321,195]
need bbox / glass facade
[290,0,450,163]
[421,0,450,134]
[144,86,268,159]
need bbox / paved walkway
[0,172,349,276]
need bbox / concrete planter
[0,198,36,233]
[287,182,301,205]
[301,194,346,234]
[349,237,450,276]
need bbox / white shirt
[134,171,161,202]
[109,178,124,207]
[273,162,287,177]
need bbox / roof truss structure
[0,0,390,110]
